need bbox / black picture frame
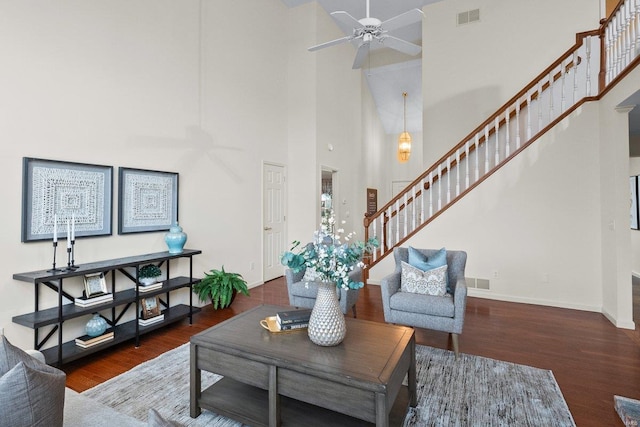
[118,168,179,234]
[21,157,113,242]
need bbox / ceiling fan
[308,0,424,69]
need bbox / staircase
[363,0,640,269]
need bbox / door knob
[264,227,272,231]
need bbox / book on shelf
[276,308,312,325]
[74,293,113,307]
[138,282,163,292]
[138,314,165,326]
[278,321,308,330]
[75,329,114,348]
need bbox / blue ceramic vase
[165,222,187,254]
[85,314,108,337]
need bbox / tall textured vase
[307,281,346,346]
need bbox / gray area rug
[83,343,575,426]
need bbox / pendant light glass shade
[397,92,411,163]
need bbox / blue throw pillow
[408,246,447,271]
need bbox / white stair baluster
[561,59,567,113]
[474,134,480,181]
[446,158,451,203]
[412,186,417,231]
[372,219,377,262]
[394,200,400,244]
[494,117,500,165]
[465,140,470,188]
[586,34,592,95]
[526,92,532,139]
[537,81,543,133]
[484,125,490,172]
[548,70,554,121]
[387,206,393,246]
[516,101,521,149]
[455,149,460,196]
[420,178,425,226]
[505,106,510,157]
[403,194,407,239]
[428,172,433,217]
[437,164,442,211]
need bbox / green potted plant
[193,266,249,309]
[139,264,162,285]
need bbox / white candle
[71,214,75,241]
[53,214,57,243]
[66,219,71,249]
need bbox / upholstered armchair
[380,247,467,357]
[284,266,362,317]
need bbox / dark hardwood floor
[63,277,640,427]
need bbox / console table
[13,249,202,366]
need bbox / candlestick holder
[47,241,62,273]
[65,246,74,271]
[70,239,79,269]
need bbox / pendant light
[397,92,411,163]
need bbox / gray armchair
[380,247,467,357]
[284,266,362,317]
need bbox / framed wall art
[118,168,178,234]
[21,157,113,242]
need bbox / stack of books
[75,329,114,348]
[74,293,113,307]
[138,281,163,293]
[139,313,165,326]
[276,308,312,330]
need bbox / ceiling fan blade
[381,9,424,32]
[308,36,353,52]
[331,11,364,30]
[352,43,370,69]
[379,35,422,56]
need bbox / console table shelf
[13,249,202,366]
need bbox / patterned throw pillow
[400,261,448,296]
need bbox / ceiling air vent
[457,9,480,25]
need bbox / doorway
[263,163,286,282]
[321,167,338,229]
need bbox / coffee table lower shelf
[198,376,411,427]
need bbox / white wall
[422,0,601,165]
[0,0,377,351]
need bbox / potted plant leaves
[139,264,162,285]
[193,266,250,309]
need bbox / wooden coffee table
[190,305,416,427]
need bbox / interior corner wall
[287,2,320,243]
[597,67,640,329]
[422,0,601,166]
[0,0,291,351]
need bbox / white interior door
[263,163,286,281]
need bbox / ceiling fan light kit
[308,0,424,69]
